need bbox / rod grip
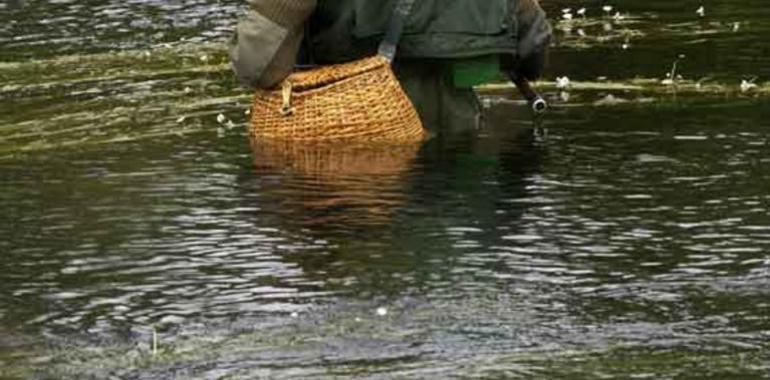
[511,75,547,114]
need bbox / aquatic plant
[478,76,769,108]
[0,43,251,158]
[740,78,758,92]
[556,76,571,89]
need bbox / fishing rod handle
[530,96,547,113]
[513,77,547,114]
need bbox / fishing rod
[509,73,548,114]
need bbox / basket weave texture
[250,56,426,143]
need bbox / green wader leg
[393,60,482,137]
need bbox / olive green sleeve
[229,0,317,89]
[503,0,552,80]
[229,11,289,89]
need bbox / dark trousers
[394,60,482,137]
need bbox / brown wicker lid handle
[280,82,295,116]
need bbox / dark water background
[1,0,769,378]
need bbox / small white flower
[244,108,251,116]
[733,22,741,32]
[661,78,674,86]
[562,13,573,21]
[176,116,186,124]
[226,120,236,130]
[622,43,630,50]
[602,5,613,13]
[184,86,192,94]
[556,76,571,89]
[740,79,757,92]
[216,113,226,124]
[290,312,299,318]
[562,8,572,14]
[376,307,388,317]
[577,28,587,37]
[613,12,625,21]
[577,8,586,16]
[696,6,705,17]
[200,54,209,62]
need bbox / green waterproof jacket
[231,0,551,88]
[306,0,551,80]
[308,0,518,62]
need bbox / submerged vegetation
[0,44,249,157]
[0,44,248,158]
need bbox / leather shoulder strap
[377,0,417,62]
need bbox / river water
[1,1,769,379]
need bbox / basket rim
[283,56,389,93]
[254,70,396,102]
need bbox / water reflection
[2,0,770,377]
[2,98,769,380]
[242,114,542,292]
[250,138,420,229]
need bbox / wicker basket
[250,56,426,144]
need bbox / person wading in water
[230,0,551,135]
